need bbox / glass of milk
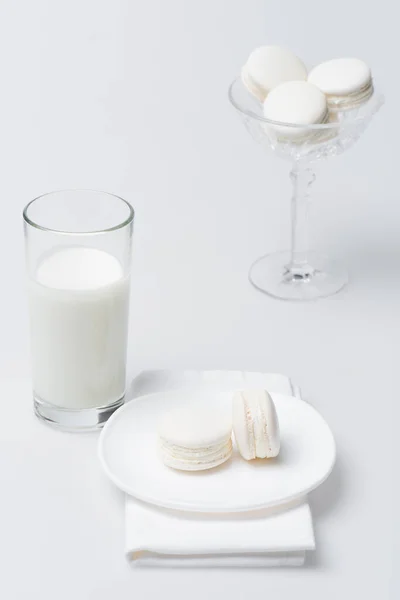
[23,190,134,431]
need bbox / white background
[0,0,397,598]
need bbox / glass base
[249,251,348,301]
[34,395,125,432]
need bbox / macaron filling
[159,437,233,471]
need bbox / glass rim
[23,189,135,235]
[228,77,384,130]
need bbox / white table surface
[0,0,397,598]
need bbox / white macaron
[233,389,280,460]
[158,405,233,471]
[241,45,307,102]
[308,58,373,110]
[262,80,329,142]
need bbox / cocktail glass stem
[284,162,316,283]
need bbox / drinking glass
[23,190,134,431]
[229,77,384,300]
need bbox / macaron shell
[263,81,328,126]
[245,391,280,459]
[259,391,280,458]
[233,390,280,460]
[308,58,372,96]
[242,45,307,101]
[158,405,232,449]
[250,396,269,458]
[232,392,256,460]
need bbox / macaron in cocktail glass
[228,77,384,301]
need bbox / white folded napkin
[126,370,315,567]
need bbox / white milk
[28,247,130,409]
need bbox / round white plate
[98,390,336,512]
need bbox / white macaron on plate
[98,389,336,513]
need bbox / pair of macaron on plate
[98,386,336,512]
[241,45,374,142]
[158,389,280,471]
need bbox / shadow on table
[338,240,400,288]
[305,454,345,568]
